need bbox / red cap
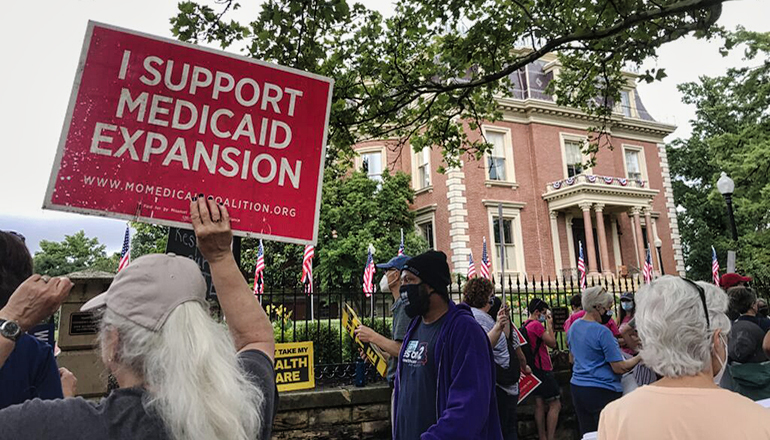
[720,273,752,290]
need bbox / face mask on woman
[600,308,614,324]
[621,301,634,311]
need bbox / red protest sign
[517,372,542,405]
[44,22,333,245]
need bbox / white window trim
[481,125,516,185]
[484,202,526,278]
[410,147,433,192]
[354,145,387,179]
[622,144,648,182]
[560,133,593,179]
[415,207,437,250]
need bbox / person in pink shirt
[617,293,636,356]
[564,294,620,337]
[522,298,560,440]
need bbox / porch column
[644,208,656,272]
[631,207,646,271]
[594,203,612,276]
[549,211,563,278]
[579,202,600,276]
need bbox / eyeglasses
[3,231,25,243]
[682,278,710,330]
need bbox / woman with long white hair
[598,276,770,440]
[0,198,277,440]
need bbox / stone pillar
[57,270,114,398]
[445,167,470,274]
[579,202,599,276]
[631,207,646,272]
[549,211,563,278]
[594,203,612,276]
[643,208,656,272]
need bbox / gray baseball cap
[81,253,208,332]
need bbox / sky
[0,0,767,254]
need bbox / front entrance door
[571,219,602,273]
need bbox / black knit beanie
[402,250,451,295]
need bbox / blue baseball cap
[376,255,411,271]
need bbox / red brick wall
[353,120,678,278]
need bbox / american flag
[363,248,376,298]
[253,240,265,296]
[480,237,492,280]
[302,245,314,294]
[712,246,720,285]
[467,251,476,279]
[397,229,405,256]
[643,248,654,284]
[577,241,587,290]
[117,225,131,272]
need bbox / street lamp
[717,172,739,241]
[654,238,664,275]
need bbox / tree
[171,0,727,170]
[33,231,118,276]
[239,169,428,290]
[130,222,169,260]
[668,28,770,285]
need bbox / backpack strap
[523,320,544,370]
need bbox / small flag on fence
[253,239,265,296]
[480,237,492,280]
[363,246,376,298]
[468,251,476,279]
[117,225,131,272]
[302,245,314,294]
[643,248,654,284]
[712,246,720,285]
[398,229,405,256]
[577,241,587,290]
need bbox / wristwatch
[0,319,22,342]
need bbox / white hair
[636,276,730,378]
[100,302,264,440]
[582,286,613,310]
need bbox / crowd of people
[2,199,770,439]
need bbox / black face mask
[759,307,769,318]
[401,283,431,318]
[600,310,613,325]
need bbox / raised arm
[0,275,73,368]
[542,312,557,349]
[191,197,275,362]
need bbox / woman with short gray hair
[568,287,639,436]
[598,276,770,439]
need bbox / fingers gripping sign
[190,196,233,264]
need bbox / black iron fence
[259,274,643,388]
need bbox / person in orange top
[598,276,770,440]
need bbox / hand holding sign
[190,197,233,264]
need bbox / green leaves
[170,0,728,172]
[668,29,770,286]
[33,231,116,276]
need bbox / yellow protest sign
[275,341,315,392]
[342,303,388,378]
